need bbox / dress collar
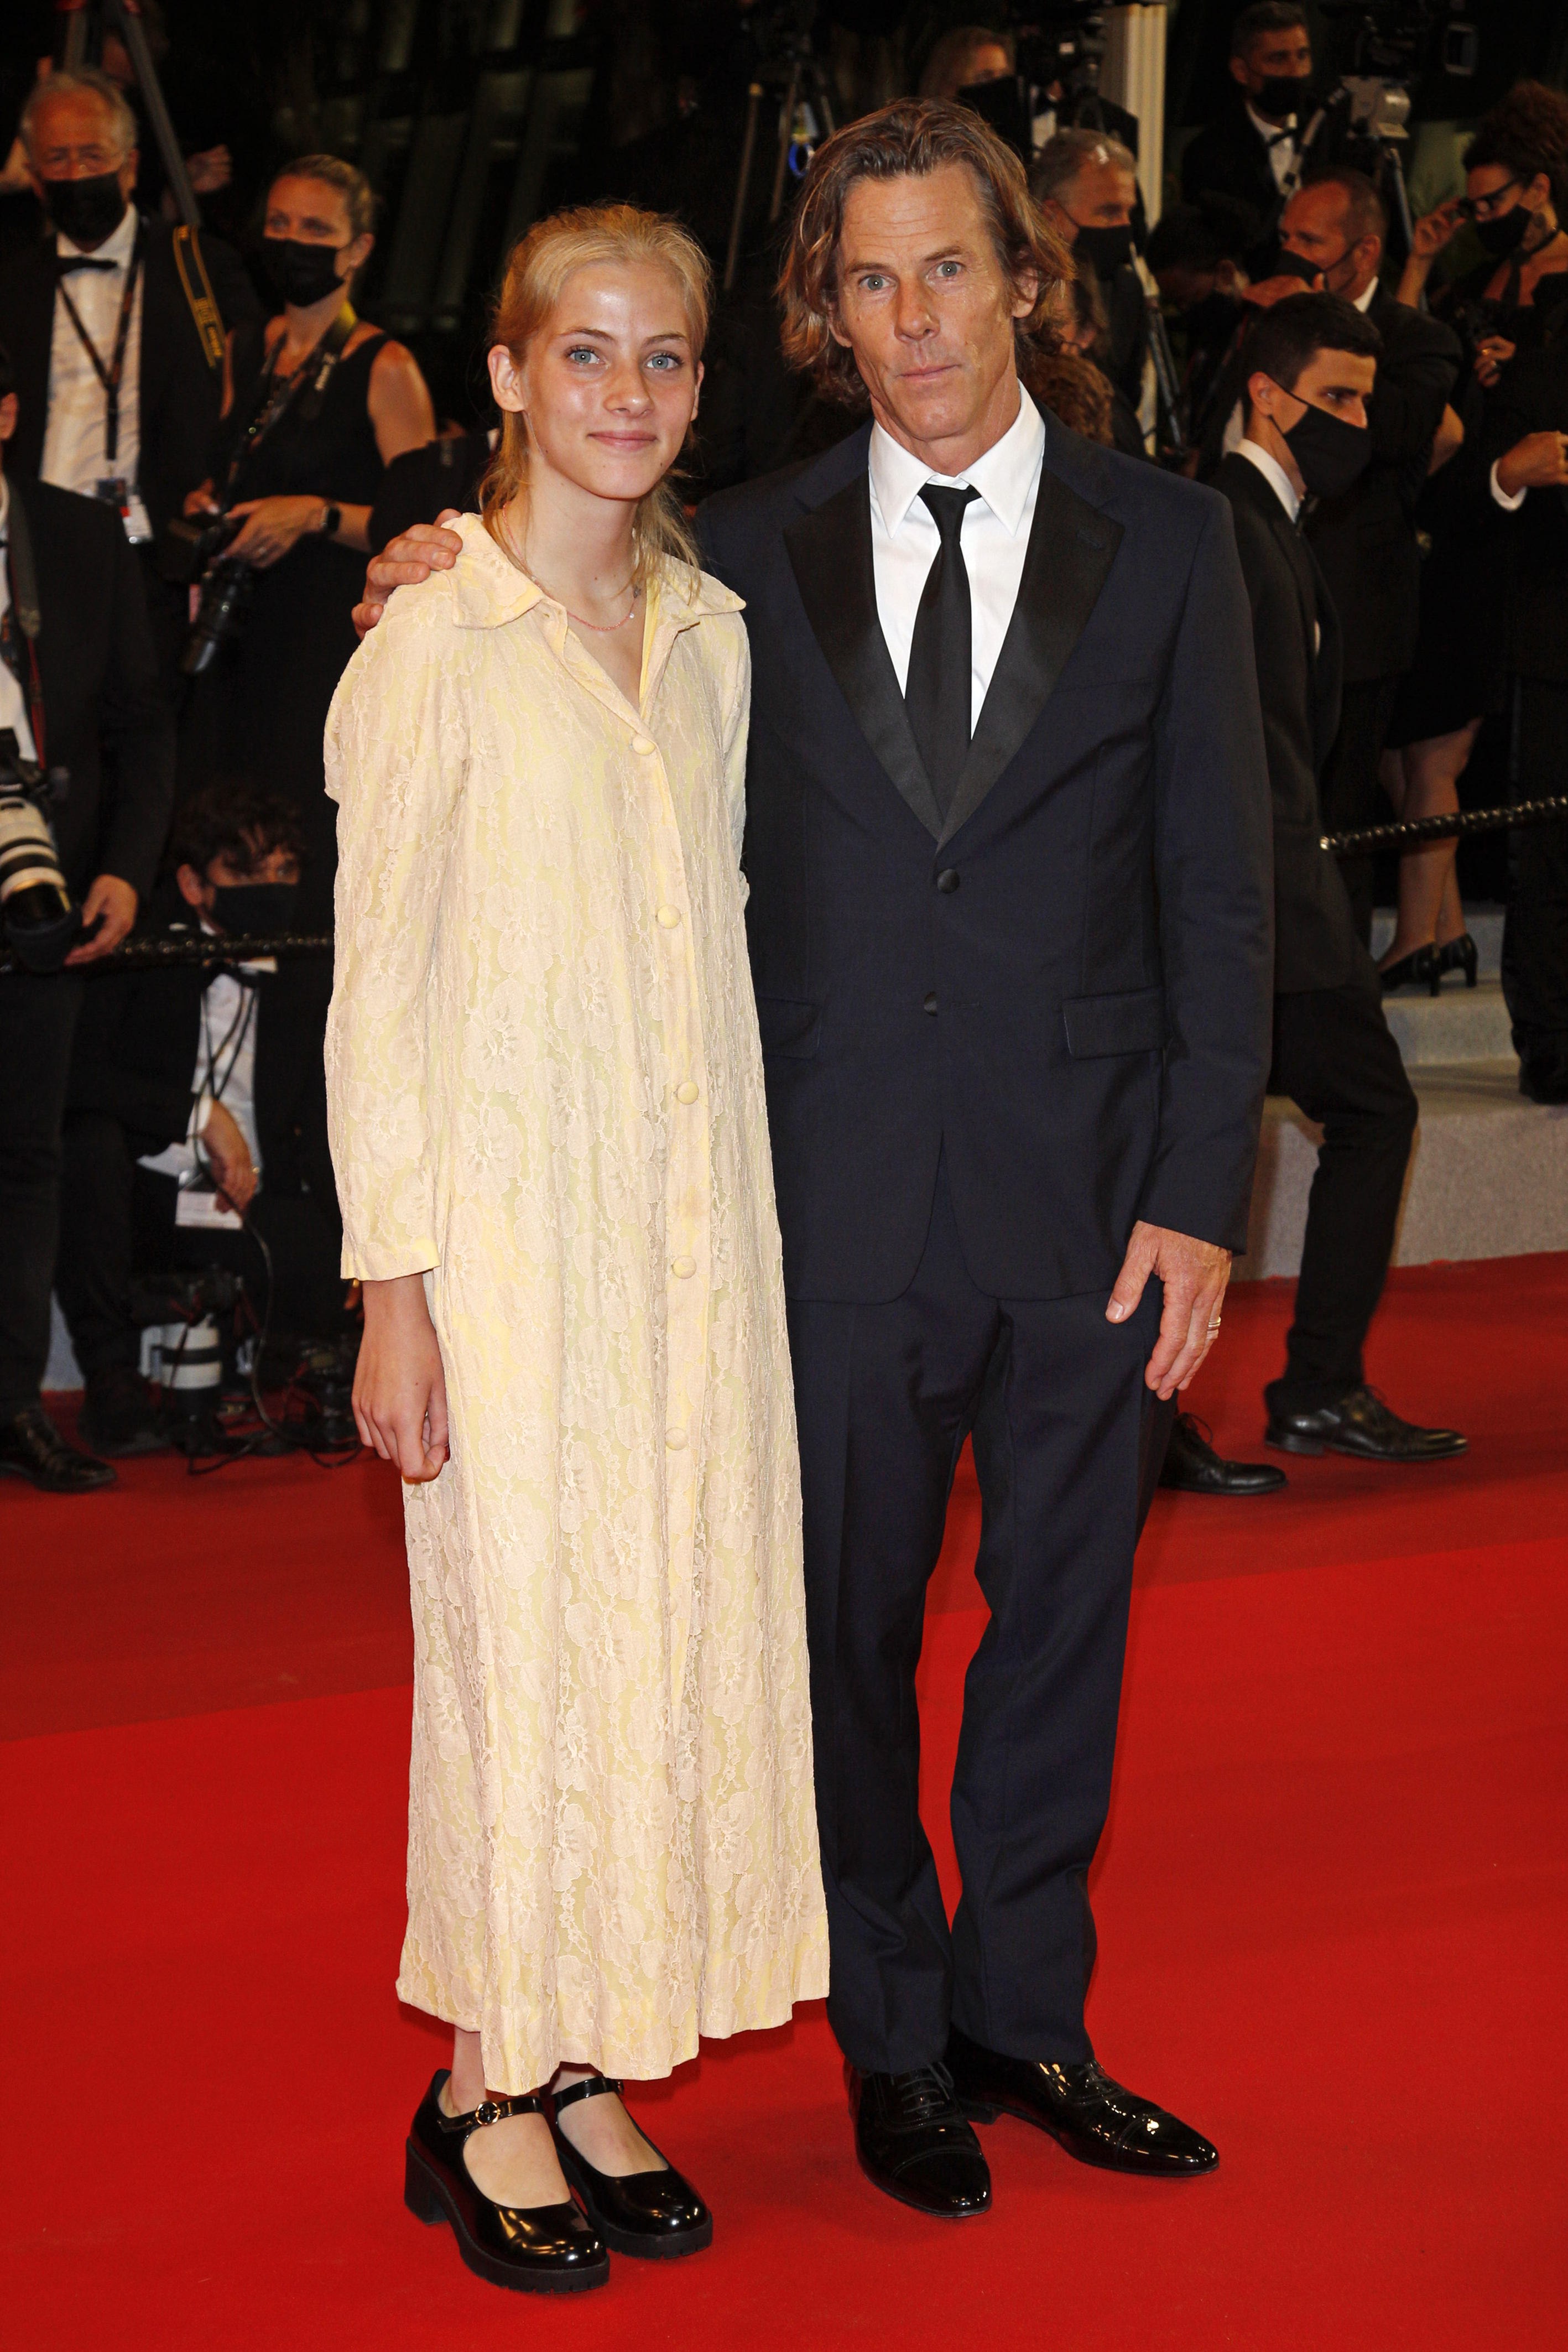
[449,512,743,634]
[869,386,1045,539]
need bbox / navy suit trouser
[786,1152,1173,2078]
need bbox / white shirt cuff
[1490,459,1527,511]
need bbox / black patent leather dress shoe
[1159,1413,1287,1496]
[550,2073,712,2258]
[404,2071,609,2293]
[0,1406,116,1493]
[851,2063,992,2219]
[946,2028,1218,2177]
[1265,1385,1467,1463]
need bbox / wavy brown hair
[480,202,711,589]
[778,98,1070,409]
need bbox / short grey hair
[20,68,138,165]
[1029,127,1137,207]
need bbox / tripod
[722,43,838,295]
[56,0,202,230]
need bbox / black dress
[206,320,390,927]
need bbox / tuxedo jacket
[697,418,1274,1305]
[0,213,260,543]
[1217,452,1361,994]
[1304,288,1460,684]
[1482,341,1568,688]
[1180,96,1291,268]
[6,471,174,898]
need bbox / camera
[162,507,254,677]
[1012,4,1108,107]
[0,729,77,971]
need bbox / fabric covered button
[656,906,681,928]
[672,1255,696,1278]
[676,1080,699,1104]
[633,734,657,755]
[665,1427,688,1450]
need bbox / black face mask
[262,236,349,308]
[43,170,127,249]
[1074,221,1134,279]
[211,881,298,939]
[1274,245,1327,288]
[1473,204,1532,258]
[1254,72,1313,122]
[1283,398,1372,502]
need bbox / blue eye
[565,346,601,364]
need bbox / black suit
[1217,451,1417,1411]
[0,472,174,1418]
[55,910,344,1372]
[1307,290,1460,937]
[699,417,1274,2072]
[1181,92,1301,269]
[0,211,259,681]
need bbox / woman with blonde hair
[324,203,828,2293]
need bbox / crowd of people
[0,1,1565,2297]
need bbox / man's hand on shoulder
[1106,1219,1233,1398]
[352,513,463,641]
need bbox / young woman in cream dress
[324,206,827,2294]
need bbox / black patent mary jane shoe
[851,2063,992,2220]
[947,2027,1218,2178]
[549,2073,712,2259]
[404,2072,609,2293]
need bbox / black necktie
[56,254,117,275]
[905,485,978,820]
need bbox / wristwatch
[320,502,342,538]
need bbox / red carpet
[4,1258,1566,2348]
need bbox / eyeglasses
[1458,179,1522,222]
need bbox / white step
[1239,1059,1568,1279]
[1381,974,1514,1066]
[1370,905,1504,976]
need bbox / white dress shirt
[1247,98,1301,195]
[1236,434,1301,523]
[0,478,39,761]
[40,203,153,543]
[140,946,267,1229]
[868,387,1046,736]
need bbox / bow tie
[1265,129,1297,149]
[56,253,117,275]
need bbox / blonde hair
[480,203,712,590]
[271,153,378,241]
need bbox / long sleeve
[323,587,469,1279]
[1142,493,1275,1251]
[721,617,752,887]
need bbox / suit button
[672,1255,696,1278]
[923,992,938,1016]
[676,1080,699,1103]
[935,868,960,893]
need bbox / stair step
[1370,904,1503,977]
[1238,1059,1568,1279]
[1381,974,1514,1066]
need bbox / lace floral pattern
[325,519,827,2089]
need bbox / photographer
[1030,127,1149,415]
[0,67,258,688]
[55,779,350,1455]
[0,339,175,1495]
[1181,4,1319,268]
[181,154,434,932]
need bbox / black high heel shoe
[551,2073,713,2258]
[1379,943,1440,996]
[404,2071,610,2293]
[1432,932,1478,988]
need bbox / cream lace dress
[324,516,827,2092]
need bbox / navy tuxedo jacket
[697,417,1274,1304]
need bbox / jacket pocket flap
[756,995,822,1059]
[1062,985,1168,1059]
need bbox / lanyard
[55,223,145,467]
[201,971,258,1107]
[222,303,357,500]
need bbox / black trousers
[55,1109,347,1376]
[1317,675,1403,946]
[1267,967,1418,1416]
[1503,676,1568,1078]
[0,973,84,1418]
[785,1154,1173,2078]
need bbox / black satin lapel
[940,467,1123,847]
[785,474,944,842]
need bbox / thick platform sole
[403,2142,609,2293]
[553,2137,713,2259]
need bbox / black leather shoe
[0,1406,116,1493]
[79,1365,169,1457]
[404,2071,609,2293]
[1265,1385,1467,1462]
[947,2027,1218,2177]
[1159,1412,1287,1496]
[851,2063,992,2219]
[550,2073,712,2258]
[1519,1054,1568,1106]
[1378,943,1440,995]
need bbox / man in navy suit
[358,101,1275,2220]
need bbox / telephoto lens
[181,557,255,677]
[0,733,77,971]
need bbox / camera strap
[1,485,46,766]
[221,304,358,501]
[171,225,227,372]
[54,220,145,468]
